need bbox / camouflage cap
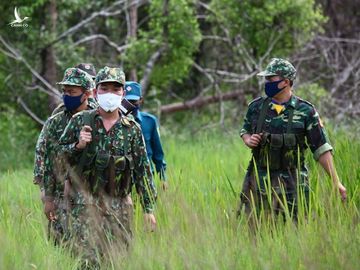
[257,58,297,81]
[95,66,126,86]
[56,68,95,91]
[75,63,96,79]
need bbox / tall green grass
[0,130,359,269]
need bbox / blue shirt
[134,110,167,180]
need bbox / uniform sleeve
[150,118,167,181]
[305,107,333,160]
[43,119,58,200]
[33,119,51,188]
[131,124,157,213]
[58,115,84,159]
[240,103,255,137]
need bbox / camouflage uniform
[34,63,98,187]
[51,63,98,116]
[58,67,156,266]
[34,67,95,243]
[239,58,333,220]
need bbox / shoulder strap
[286,98,298,133]
[77,110,97,173]
[286,107,294,133]
[255,97,271,134]
[123,120,129,155]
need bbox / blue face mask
[63,93,84,111]
[265,80,285,98]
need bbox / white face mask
[97,92,122,113]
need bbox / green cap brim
[257,71,278,77]
[56,81,82,86]
[96,79,124,86]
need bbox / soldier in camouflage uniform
[33,63,98,190]
[36,68,96,243]
[58,66,157,267]
[51,63,98,116]
[238,58,347,222]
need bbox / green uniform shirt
[240,95,332,161]
[33,98,98,187]
[58,109,156,213]
[239,95,333,214]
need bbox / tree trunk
[41,0,58,111]
[128,0,138,81]
[160,89,245,114]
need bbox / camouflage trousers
[238,168,310,222]
[68,194,133,268]
[48,198,69,245]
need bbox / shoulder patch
[248,96,264,106]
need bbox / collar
[135,110,143,123]
[271,95,297,108]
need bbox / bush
[0,108,39,172]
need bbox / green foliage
[210,0,326,58]
[126,0,201,89]
[295,82,328,111]
[0,108,39,172]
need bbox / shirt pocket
[291,122,305,133]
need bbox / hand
[44,201,57,221]
[243,133,263,148]
[76,125,92,149]
[338,182,347,202]
[144,213,156,232]
[160,181,168,191]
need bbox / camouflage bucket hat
[257,58,297,81]
[56,67,95,91]
[95,66,126,86]
[75,63,97,79]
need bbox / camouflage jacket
[240,95,333,173]
[33,102,97,190]
[58,109,156,213]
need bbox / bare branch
[0,35,61,99]
[47,0,148,47]
[17,97,45,125]
[140,46,166,95]
[73,34,130,54]
[317,36,360,45]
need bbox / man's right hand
[44,201,56,221]
[242,133,263,148]
[144,213,157,232]
[76,125,92,149]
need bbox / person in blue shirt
[125,81,168,190]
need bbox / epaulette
[296,96,315,108]
[72,110,86,119]
[48,110,64,121]
[122,115,141,128]
[248,96,264,106]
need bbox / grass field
[0,130,359,269]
